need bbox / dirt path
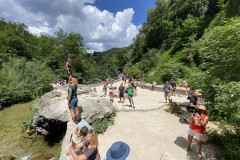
[93,81,222,160]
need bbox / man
[152,81,156,91]
[118,83,125,103]
[127,83,135,108]
[163,81,171,103]
[187,91,202,114]
[74,116,93,137]
[109,80,115,101]
[171,79,177,96]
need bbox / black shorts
[120,93,124,97]
[67,69,72,75]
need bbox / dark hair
[80,126,88,137]
[74,116,82,123]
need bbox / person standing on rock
[66,58,72,83]
[118,83,125,103]
[67,78,79,123]
[163,81,171,103]
[187,105,209,159]
[103,82,107,97]
[127,83,135,108]
[109,80,115,101]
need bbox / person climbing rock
[67,78,79,123]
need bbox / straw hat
[193,91,202,96]
[198,105,206,111]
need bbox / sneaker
[133,106,135,109]
[129,105,132,107]
[198,154,203,159]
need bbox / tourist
[182,80,188,96]
[171,79,177,96]
[127,83,135,108]
[51,81,57,90]
[103,82,107,97]
[73,116,93,136]
[134,80,138,91]
[186,91,202,114]
[67,129,99,160]
[109,80,115,101]
[67,78,79,122]
[163,81,171,103]
[103,141,130,160]
[187,105,209,159]
[152,81,156,91]
[118,83,125,103]
[66,58,72,75]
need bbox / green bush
[0,57,55,106]
[206,128,240,160]
[92,108,117,134]
[22,99,38,130]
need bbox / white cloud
[0,0,139,51]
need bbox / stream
[0,102,61,159]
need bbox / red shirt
[189,114,208,134]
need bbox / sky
[0,0,155,52]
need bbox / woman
[68,129,99,160]
[187,105,209,159]
[182,80,188,96]
[66,58,72,75]
[68,78,79,122]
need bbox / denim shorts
[128,95,133,101]
[69,97,78,109]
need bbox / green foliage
[54,146,62,160]
[199,17,240,82]
[92,108,117,134]
[206,128,240,159]
[0,57,54,106]
[22,99,38,130]
[208,82,240,126]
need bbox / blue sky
[94,0,155,26]
[0,0,155,51]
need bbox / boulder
[32,89,114,135]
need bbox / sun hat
[198,105,206,111]
[193,91,202,96]
[106,141,130,160]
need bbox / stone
[32,89,114,135]
[161,152,175,160]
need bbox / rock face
[32,89,114,135]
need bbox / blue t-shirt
[164,85,171,93]
[77,119,93,133]
[119,86,125,94]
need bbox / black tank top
[68,63,71,69]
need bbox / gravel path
[93,81,222,160]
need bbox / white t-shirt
[109,84,114,92]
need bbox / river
[0,102,61,159]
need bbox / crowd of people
[51,59,209,159]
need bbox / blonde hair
[72,78,78,88]
[91,130,98,147]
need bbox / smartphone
[70,133,73,142]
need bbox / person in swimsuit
[182,80,188,96]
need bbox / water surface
[0,102,60,159]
